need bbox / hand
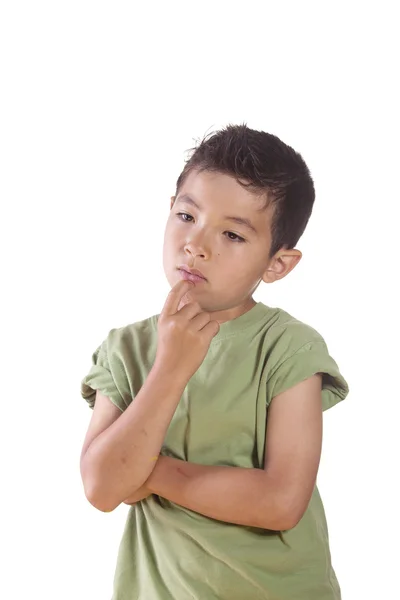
[123,484,152,506]
[154,279,220,384]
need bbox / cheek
[163,224,180,261]
[162,228,172,260]
[168,224,186,250]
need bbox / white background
[1,2,399,599]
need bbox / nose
[184,232,210,260]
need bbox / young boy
[80,124,349,600]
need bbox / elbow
[278,492,310,530]
[80,458,119,513]
[257,489,306,531]
[258,509,303,532]
[279,501,308,530]
[277,511,303,531]
[83,479,119,513]
[89,497,119,513]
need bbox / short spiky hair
[175,123,315,259]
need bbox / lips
[178,265,207,281]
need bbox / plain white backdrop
[1,2,399,599]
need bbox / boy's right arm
[80,369,186,513]
[80,279,219,513]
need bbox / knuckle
[167,318,180,331]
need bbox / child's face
[163,169,283,316]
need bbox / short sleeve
[81,337,125,411]
[266,340,349,411]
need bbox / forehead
[177,170,268,214]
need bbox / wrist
[150,362,189,392]
[147,455,175,494]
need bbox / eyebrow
[176,194,258,235]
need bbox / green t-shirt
[81,302,349,600]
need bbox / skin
[162,169,302,322]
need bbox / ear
[262,249,302,283]
[170,195,176,209]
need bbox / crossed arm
[123,374,323,531]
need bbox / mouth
[178,265,207,283]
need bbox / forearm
[81,366,186,512]
[123,485,151,505]
[146,456,288,530]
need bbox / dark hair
[175,123,315,259]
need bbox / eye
[176,212,193,222]
[225,232,246,243]
[176,212,246,243]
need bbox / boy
[80,124,349,599]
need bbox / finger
[162,280,194,316]
[179,301,204,320]
[190,311,211,330]
[177,289,197,311]
[201,319,220,337]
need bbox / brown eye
[225,232,245,243]
[176,213,245,243]
[177,212,193,222]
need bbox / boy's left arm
[130,374,323,530]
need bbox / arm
[146,456,284,529]
[142,375,323,530]
[81,279,222,513]
[123,486,152,505]
[80,368,186,513]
